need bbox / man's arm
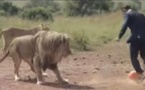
[118,14,129,40]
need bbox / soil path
[0,42,144,90]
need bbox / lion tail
[0,44,10,63]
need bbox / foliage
[0,11,123,51]
[21,7,53,21]
[0,2,20,16]
[113,0,142,12]
[130,0,142,11]
[72,31,90,51]
[113,2,125,11]
[63,0,114,16]
[24,0,60,13]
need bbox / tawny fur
[33,31,71,84]
[0,24,49,52]
[0,35,36,81]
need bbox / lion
[0,24,49,52]
[33,31,71,85]
[0,35,47,81]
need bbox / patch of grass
[50,11,124,50]
[0,11,128,51]
[71,31,91,51]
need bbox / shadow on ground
[21,78,94,90]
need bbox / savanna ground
[0,12,145,90]
[0,41,145,90]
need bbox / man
[117,5,145,81]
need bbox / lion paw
[36,81,46,85]
[14,76,21,81]
[42,72,48,77]
[59,79,69,84]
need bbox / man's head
[121,5,131,13]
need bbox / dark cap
[121,5,131,11]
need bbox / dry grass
[0,11,129,50]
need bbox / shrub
[63,0,114,16]
[21,7,53,21]
[71,31,91,51]
[0,2,20,16]
[0,10,4,16]
[113,2,125,11]
[24,0,60,14]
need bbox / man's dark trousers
[130,38,145,74]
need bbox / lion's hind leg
[12,54,22,81]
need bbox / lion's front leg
[33,55,45,85]
[50,64,68,84]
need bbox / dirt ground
[0,41,145,90]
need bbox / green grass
[50,11,124,50]
[0,11,129,51]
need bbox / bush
[0,2,20,16]
[71,31,91,51]
[24,0,60,14]
[113,2,125,11]
[113,0,142,11]
[63,0,114,16]
[129,2,141,11]
[0,10,5,16]
[21,7,53,21]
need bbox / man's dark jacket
[119,10,145,43]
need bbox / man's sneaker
[138,72,145,83]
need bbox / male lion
[33,31,71,85]
[0,24,49,52]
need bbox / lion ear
[41,23,49,31]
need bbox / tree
[63,0,114,16]
[130,0,141,11]
[113,2,125,11]
[95,0,114,15]
[0,2,20,16]
[25,0,60,13]
[21,7,53,21]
